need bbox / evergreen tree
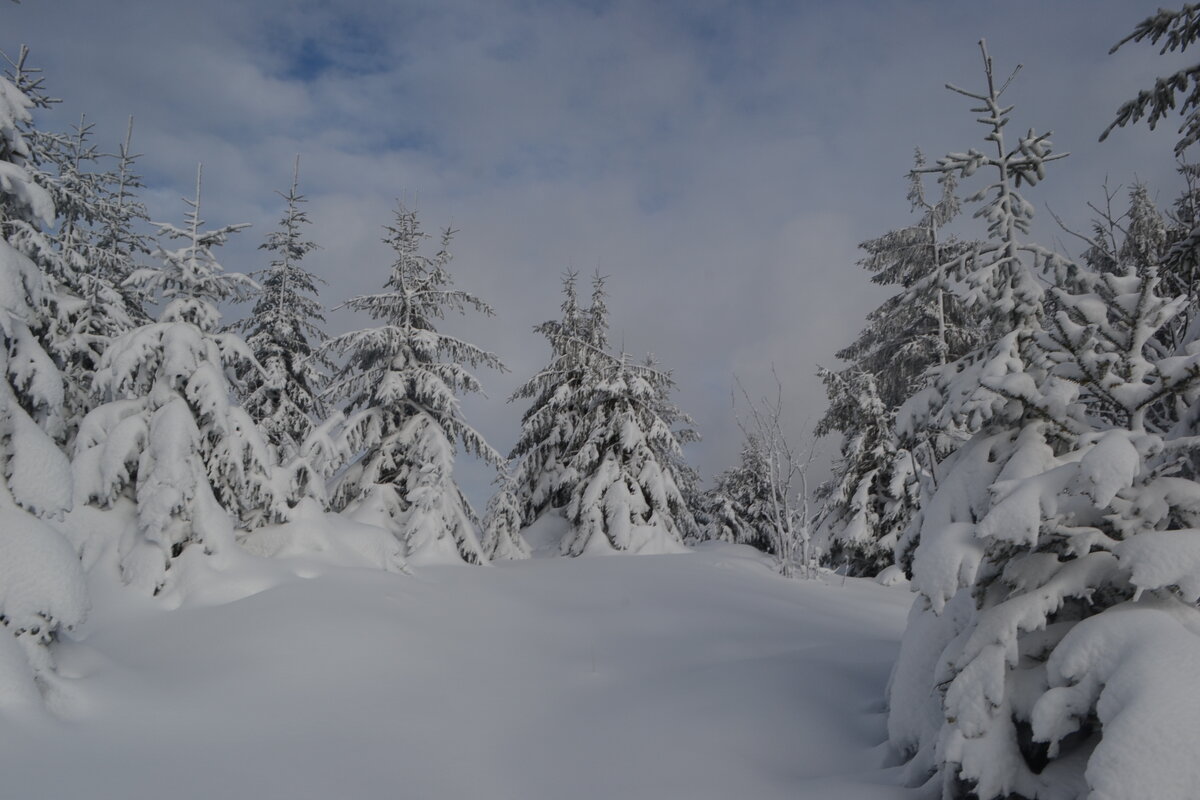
[17,114,144,444]
[891,250,1200,800]
[0,47,87,708]
[814,158,982,575]
[73,166,268,594]
[882,44,1200,799]
[813,369,900,574]
[236,156,329,461]
[480,473,531,561]
[561,351,696,555]
[510,273,697,554]
[92,117,151,324]
[508,271,592,523]
[323,203,503,565]
[1103,4,1200,157]
[700,434,776,551]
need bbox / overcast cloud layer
[5,0,1188,504]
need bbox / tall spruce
[814,158,981,575]
[236,156,329,461]
[508,271,592,523]
[322,203,503,565]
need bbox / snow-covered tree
[509,271,698,555]
[16,114,148,446]
[813,369,902,574]
[888,43,1200,800]
[92,117,151,323]
[561,351,697,555]
[729,374,813,576]
[323,203,503,565]
[891,257,1200,799]
[814,157,983,575]
[73,166,268,594]
[508,271,593,523]
[699,434,775,551]
[480,474,530,561]
[1103,4,1200,157]
[0,48,87,708]
[235,156,329,462]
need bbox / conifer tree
[481,474,531,561]
[236,156,329,461]
[323,203,503,565]
[73,166,268,594]
[881,44,1200,799]
[561,350,696,555]
[814,158,982,575]
[700,434,775,551]
[508,271,591,523]
[0,47,87,707]
[1103,4,1200,157]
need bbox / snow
[1034,601,1200,800]
[5,540,916,799]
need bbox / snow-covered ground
[3,542,915,799]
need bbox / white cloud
[5,0,1192,505]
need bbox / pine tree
[323,203,503,565]
[813,369,899,574]
[73,166,269,594]
[0,47,87,708]
[892,252,1200,799]
[236,156,329,462]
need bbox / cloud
[4,0,1191,508]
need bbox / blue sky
[5,0,1189,504]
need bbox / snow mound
[1033,602,1200,800]
[874,564,908,587]
[241,499,408,574]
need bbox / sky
[5,0,1191,506]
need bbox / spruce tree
[481,473,531,561]
[1103,4,1200,157]
[700,434,776,551]
[508,271,591,523]
[323,203,503,565]
[0,47,87,708]
[236,156,329,462]
[879,44,1200,799]
[814,158,982,575]
[561,350,697,555]
[73,166,269,594]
